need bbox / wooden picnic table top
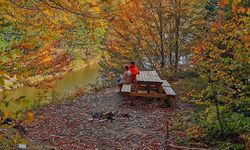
[136,71,163,84]
[121,70,177,99]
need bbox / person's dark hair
[130,61,135,65]
[124,65,129,70]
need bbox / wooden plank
[128,92,169,98]
[146,71,151,77]
[145,71,158,76]
[151,75,162,82]
[168,144,207,150]
[145,72,150,82]
[141,71,146,81]
[121,84,131,93]
[136,71,163,84]
[121,92,176,98]
[152,71,158,76]
[148,72,154,81]
[163,87,177,96]
[137,90,148,94]
[162,80,171,87]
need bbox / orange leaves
[18,42,36,51]
[125,12,134,23]
[220,0,249,15]
[26,112,34,124]
[211,21,221,32]
[195,43,205,53]
[219,0,228,8]
[232,5,249,14]
[132,0,140,9]
[192,42,206,65]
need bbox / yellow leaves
[87,0,101,14]
[96,21,106,28]
[232,0,242,6]
[219,71,226,78]
[22,72,30,78]
[26,112,34,124]
[15,74,22,81]
[89,0,98,5]
[91,6,101,14]
[0,70,5,76]
[41,56,52,63]
[0,111,11,125]
[62,14,72,25]
[186,124,206,140]
[247,8,250,15]
[0,0,8,7]
[43,9,53,17]
[194,100,205,105]
[3,111,10,118]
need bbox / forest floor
[21,89,186,149]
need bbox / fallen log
[167,144,207,150]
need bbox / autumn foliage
[0,0,249,149]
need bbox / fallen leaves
[22,91,177,149]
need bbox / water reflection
[0,64,99,101]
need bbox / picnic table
[120,71,177,105]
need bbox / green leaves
[187,0,250,144]
[0,22,11,27]
[0,77,5,86]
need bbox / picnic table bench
[120,71,177,106]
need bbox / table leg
[134,83,140,92]
[158,85,164,106]
[147,84,150,93]
[172,97,176,109]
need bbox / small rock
[18,144,27,149]
[103,112,115,121]
[122,113,131,118]
[91,112,102,119]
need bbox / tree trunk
[174,0,181,72]
[210,79,226,139]
[215,101,225,139]
[169,19,173,68]
[158,1,165,68]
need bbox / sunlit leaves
[219,0,250,15]
[25,112,34,124]
[219,0,229,8]
[0,0,111,89]
[0,77,5,86]
[190,0,250,139]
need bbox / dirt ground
[23,90,180,149]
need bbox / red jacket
[129,65,139,83]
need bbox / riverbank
[0,56,101,91]
[0,61,100,127]
[26,56,101,88]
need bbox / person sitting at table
[129,61,140,83]
[118,65,132,90]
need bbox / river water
[0,63,100,103]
